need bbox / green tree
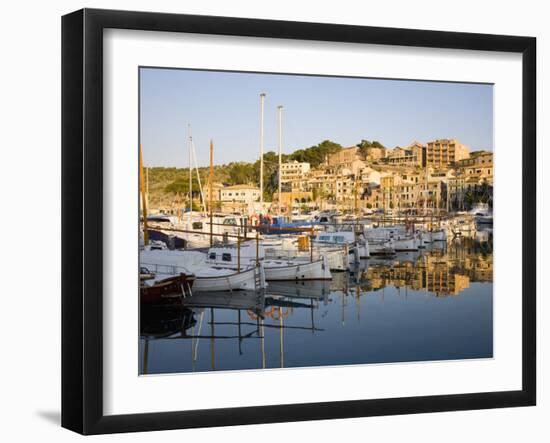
[227,162,256,185]
[164,176,202,195]
[356,139,387,159]
[289,140,341,167]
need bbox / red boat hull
[140,273,195,305]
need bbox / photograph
[138,67,494,375]
[0,0,543,439]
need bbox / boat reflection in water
[140,237,493,375]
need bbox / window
[222,253,232,262]
[209,252,216,260]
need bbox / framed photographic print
[61,8,536,435]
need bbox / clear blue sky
[140,67,493,168]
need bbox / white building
[220,185,261,204]
[280,161,310,182]
[359,167,381,186]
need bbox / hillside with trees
[144,139,344,208]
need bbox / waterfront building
[274,191,314,208]
[306,168,365,207]
[364,169,448,211]
[456,151,493,185]
[447,172,491,211]
[426,138,470,168]
[447,152,493,210]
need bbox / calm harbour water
[139,237,493,375]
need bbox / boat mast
[424,164,428,216]
[139,144,149,245]
[259,93,266,212]
[145,166,149,211]
[277,105,283,216]
[209,140,214,247]
[354,174,359,236]
[191,139,207,214]
[188,124,192,228]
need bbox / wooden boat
[140,273,195,304]
[206,242,332,281]
[262,256,331,281]
[140,249,266,292]
[192,265,265,292]
[139,266,156,281]
[314,230,370,259]
[263,236,349,272]
[364,226,418,252]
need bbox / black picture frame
[62,8,536,435]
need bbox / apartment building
[384,142,425,167]
[280,161,311,182]
[426,139,470,168]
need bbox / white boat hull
[263,257,331,281]
[264,240,348,272]
[319,248,348,272]
[193,266,264,292]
